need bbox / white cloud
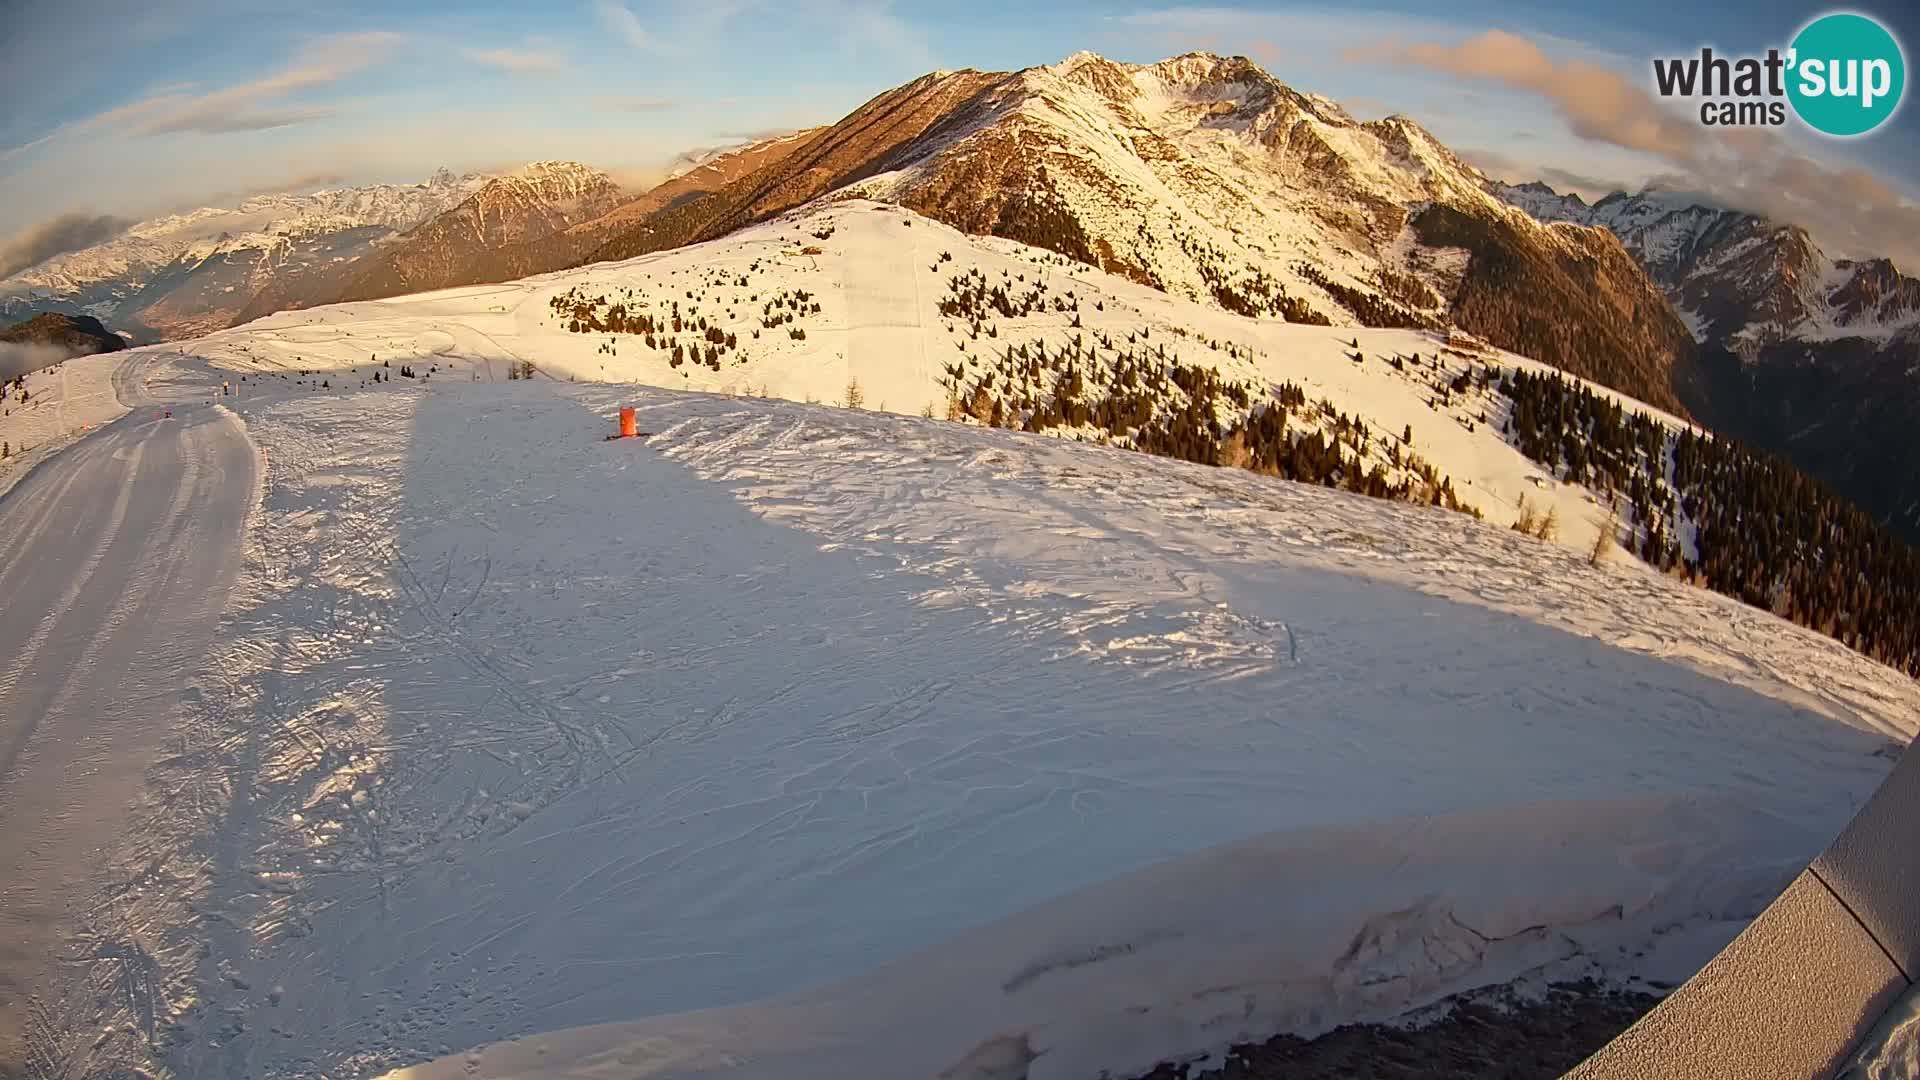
[1350,28,1920,267]
[463,43,570,75]
[80,31,404,138]
[0,210,134,277]
[1347,31,1699,161]
[595,0,653,50]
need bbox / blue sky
[2,0,1917,262]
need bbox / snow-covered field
[33,347,1908,1079]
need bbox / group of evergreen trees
[1295,264,1436,330]
[1165,225,1330,325]
[981,175,1102,272]
[1494,366,1920,676]
[939,266,1069,325]
[547,275,822,376]
[942,324,1473,516]
[760,289,820,329]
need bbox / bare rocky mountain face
[0,169,490,342]
[582,52,1694,414]
[551,131,821,259]
[1493,180,1920,541]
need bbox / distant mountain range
[1491,180,1920,541]
[0,152,831,341]
[319,137,820,306]
[0,169,492,340]
[1493,181,1920,354]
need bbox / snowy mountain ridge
[577,51,1691,415]
[5,171,489,295]
[853,51,1540,313]
[1489,180,1920,353]
[315,163,630,306]
[0,168,504,339]
[663,131,814,182]
[455,161,625,233]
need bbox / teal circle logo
[1787,12,1906,136]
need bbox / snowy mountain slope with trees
[188,200,1920,675]
[576,53,1694,416]
[46,352,1914,1079]
[190,202,1633,540]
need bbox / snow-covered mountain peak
[507,159,614,188]
[1048,49,1124,78]
[1140,50,1262,89]
[462,161,622,219]
[665,50,1682,413]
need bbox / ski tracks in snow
[0,376,255,1079]
[35,377,1915,1080]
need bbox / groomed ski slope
[48,343,1914,1079]
[0,361,255,1071]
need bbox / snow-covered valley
[2,201,1917,1079]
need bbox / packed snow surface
[8,206,1917,1078]
[29,355,1906,1079]
[0,357,255,1066]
